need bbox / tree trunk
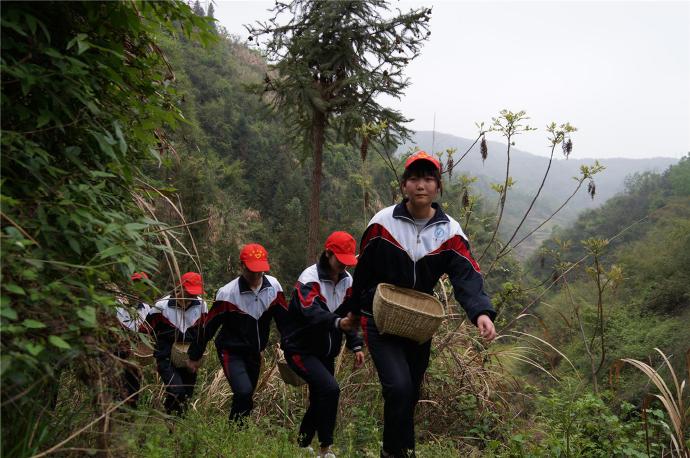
[306,110,326,263]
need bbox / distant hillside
[400,131,679,257]
[525,157,690,399]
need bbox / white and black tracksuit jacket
[351,202,496,324]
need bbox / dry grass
[621,348,689,457]
[174,314,528,447]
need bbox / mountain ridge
[399,130,679,256]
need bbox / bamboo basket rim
[375,283,445,318]
[373,283,444,343]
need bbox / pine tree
[248,0,431,261]
[192,0,204,16]
[207,2,217,32]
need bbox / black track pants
[218,349,261,422]
[113,349,142,407]
[122,362,142,407]
[157,360,197,415]
[363,316,431,458]
[285,352,340,448]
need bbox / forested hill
[401,131,680,256]
[524,156,689,401]
[530,155,690,291]
[406,131,678,212]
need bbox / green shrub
[531,383,666,457]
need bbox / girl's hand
[353,351,365,369]
[339,312,358,332]
[477,315,497,342]
[186,358,202,373]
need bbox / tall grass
[621,348,688,457]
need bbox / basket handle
[438,277,450,315]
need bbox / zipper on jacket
[412,219,425,288]
[412,219,445,289]
[327,333,332,356]
[395,208,449,290]
[256,320,261,352]
[242,288,262,352]
[252,290,260,352]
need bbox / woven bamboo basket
[372,283,444,344]
[171,343,190,368]
[277,358,306,387]
[131,341,154,366]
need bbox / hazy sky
[211,1,689,159]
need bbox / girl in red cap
[114,272,152,407]
[146,271,208,414]
[275,231,364,458]
[187,243,286,423]
[351,151,497,457]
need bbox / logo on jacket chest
[433,226,445,241]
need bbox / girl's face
[241,264,264,286]
[403,174,439,208]
[326,251,347,274]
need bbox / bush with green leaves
[530,383,667,457]
[0,1,213,455]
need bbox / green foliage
[532,385,665,457]
[482,382,668,457]
[125,411,297,457]
[109,404,472,457]
[618,201,690,314]
[665,155,690,196]
[341,404,381,455]
[0,1,213,454]
[490,110,538,139]
[248,0,432,148]
[532,155,689,270]
[526,156,690,400]
[492,281,528,328]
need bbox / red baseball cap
[130,271,149,282]
[404,150,441,171]
[180,272,204,296]
[324,231,357,267]
[240,243,270,272]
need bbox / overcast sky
[210,1,689,160]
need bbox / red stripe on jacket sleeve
[148,313,174,330]
[207,300,242,320]
[297,282,324,308]
[271,291,288,310]
[137,321,153,334]
[360,223,403,253]
[430,235,481,273]
[291,354,308,373]
[360,315,369,347]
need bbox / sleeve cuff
[470,310,496,326]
